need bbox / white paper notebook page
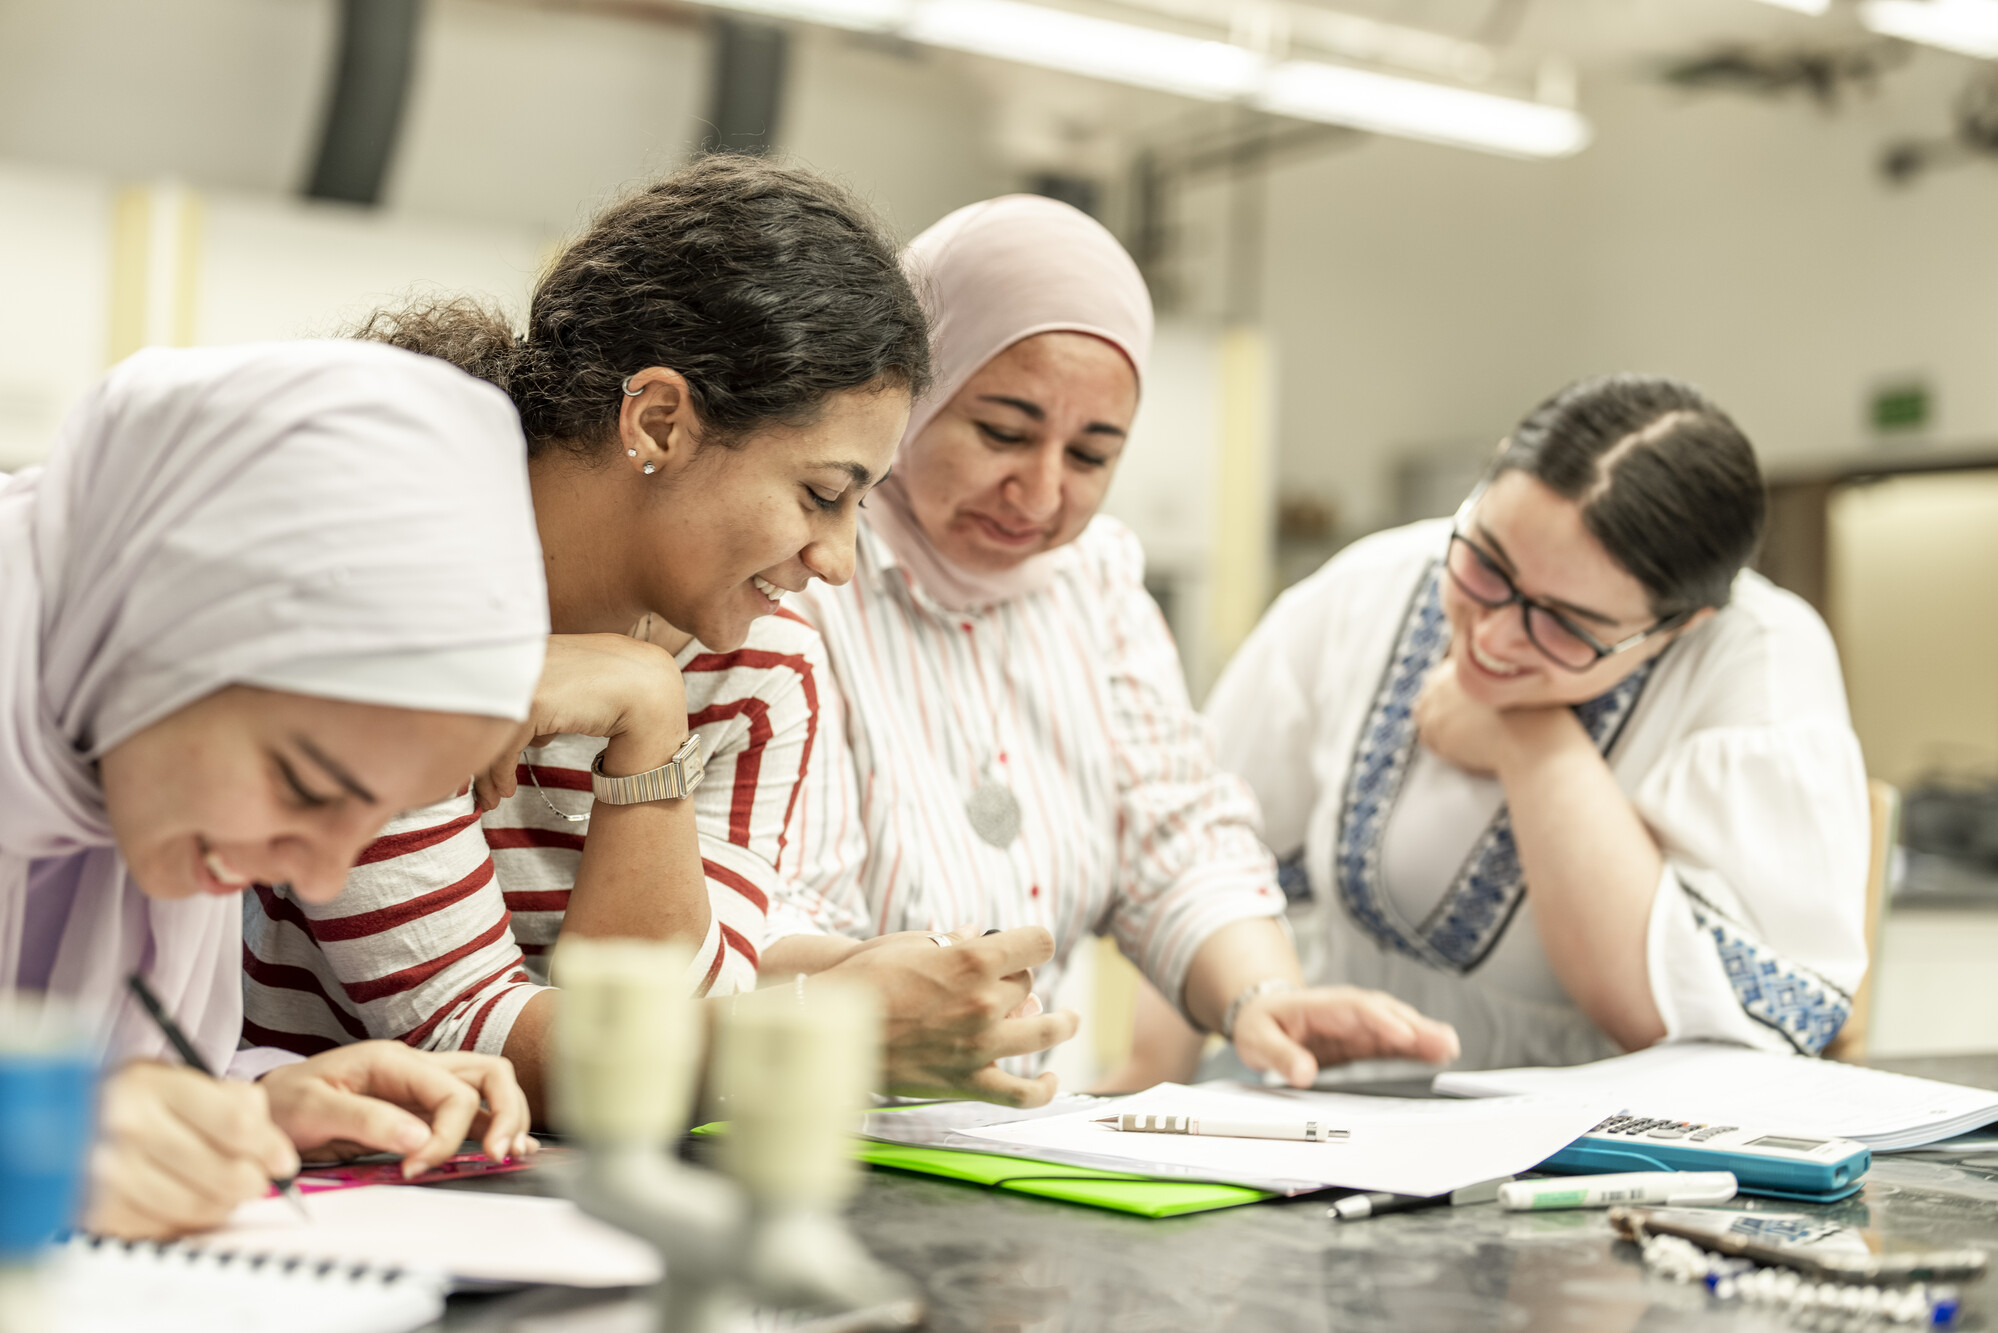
[1433,1043,1998,1151]
[182,1185,662,1288]
[955,1084,1610,1197]
[51,1238,445,1333]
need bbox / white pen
[1093,1113,1349,1143]
[1498,1171,1738,1211]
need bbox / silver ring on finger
[928,933,954,947]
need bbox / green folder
[852,1140,1275,1218]
[692,1121,1275,1218]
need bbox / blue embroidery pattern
[1334,565,1656,974]
[1685,888,1851,1056]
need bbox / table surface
[427,1054,1998,1332]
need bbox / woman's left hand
[260,1041,536,1178]
[1413,659,1514,777]
[1231,986,1460,1089]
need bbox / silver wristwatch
[590,733,705,804]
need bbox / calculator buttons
[1646,1126,1690,1139]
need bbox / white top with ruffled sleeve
[1205,518,1869,1070]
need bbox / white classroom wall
[0,164,109,468]
[1219,46,1998,533]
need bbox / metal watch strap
[590,732,705,804]
[1221,978,1299,1041]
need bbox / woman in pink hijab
[1,341,544,1238]
[766,197,1458,1098]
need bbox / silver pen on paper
[1093,1113,1350,1143]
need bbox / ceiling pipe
[305,0,425,205]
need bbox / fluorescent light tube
[700,0,911,31]
[1861,0,1998,58]
[1748,0,1832,15]
[1258,61,1593,158]
[905,0,1264,100]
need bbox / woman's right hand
[85,1062,300,1240]
[474,633,690,811]
[819,926,1081,1107]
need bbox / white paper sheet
[941,1083,1611,1198]
[1433,1043,1998,1151]
[48,1237,446,1333]
[180,1185,663,1289]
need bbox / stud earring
[627,449,637,457]
[643,462,656,475]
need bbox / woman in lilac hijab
[0,340,547,1238]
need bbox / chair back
[1824,779,1899,1064]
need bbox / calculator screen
[1748,1135,1827,1152]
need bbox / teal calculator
[1537,1114,1871,1203]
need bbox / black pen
[1327,1176,1511,1221]
[125,972,310,1220]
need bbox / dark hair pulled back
[356,155,930,457]
[1491,373,1766,616]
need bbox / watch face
[679,734,706,793]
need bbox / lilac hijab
[868,195,1154,611]
[0,341,548,1070]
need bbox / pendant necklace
[949,615,1022,848]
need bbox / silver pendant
[966,775,1022,847]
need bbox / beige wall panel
[1828,471,1998,788]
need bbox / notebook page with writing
[48,1236,445,1333]
[1434,1043,1998,1151]
[947,1083,1611,1197]
[179,1185,662,1288]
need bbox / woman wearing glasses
[1130,374,1867,1078]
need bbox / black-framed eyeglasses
[1445,522,1687,673]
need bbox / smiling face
[99,686,515,905]
[900,331,1140,572]
[1442,470,1705,711]
[619,381,908,652]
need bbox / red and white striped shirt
[778,514,1284,1023]
[240,611,834,1056]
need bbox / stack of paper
[868,1083,1611,1198]
[1435,1043,1998,1152]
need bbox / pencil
[125,972,310,1220]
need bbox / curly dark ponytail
[358,155,930,458]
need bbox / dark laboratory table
[428,1054,1998,1332]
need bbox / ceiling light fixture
[696,0,911,31]
[686,0,1592,158]
[1747,0,1832,15]
[905,0,1264,100]
[1861,0,1998,58]
[1259,60,1593,157]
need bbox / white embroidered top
[1206,519,1870,1069]
[776,513,1286,1025]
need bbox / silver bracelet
[1222,977,1299,1041]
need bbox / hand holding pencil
[85,1059,304,1241]
[86,973,536,1242]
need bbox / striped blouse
[240,610,834,1056]
[778,513,1284,1022]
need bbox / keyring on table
[927,933,954,947]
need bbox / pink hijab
[0,341,548,1071]
[868,195,1154,612]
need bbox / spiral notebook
[46,1234,446,1333]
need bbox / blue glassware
[0,998,98,1258]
